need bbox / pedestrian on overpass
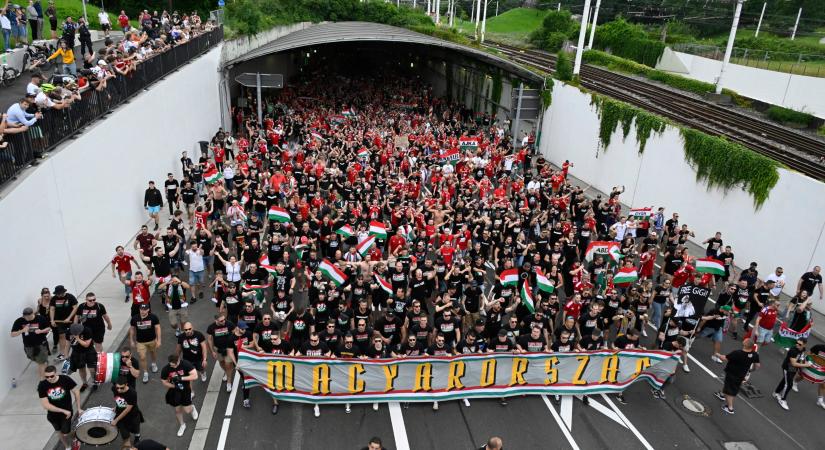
[714,338,761,414]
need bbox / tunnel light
[313,49,317,53]
[306,52,310,58]
[411,62,414,68]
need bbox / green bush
[544,32,567,52]
[680,128,780,208]
[766,106,816,128]
[590,94,667,153]
[555,50,573,81]
[727,36,825,59]
[583,50,716,96]
[592,18,665,67]
[528,9,576,51]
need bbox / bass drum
[75,406,117,445]
[95,352,122,384]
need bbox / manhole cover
[723,442,759,450]
[680,395,711,416]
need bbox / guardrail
[672,43,825,78]
[0,26,223,188]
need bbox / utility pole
[557,3,561,11]
[754,1,766,37]
[716,0,744,94]
[573,0,592,76]
[495,0,499,16]
[474,0,482,40]
[481,0,489,43]
[791,8,802,40]
[435,0,441,24]
[587,0,601,50]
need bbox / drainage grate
[723,442,759,450]
[680,395,711,417]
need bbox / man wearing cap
[739,262,759,288]
[10,306,51,378]
[129,304,161,384]
[49,285,78,361]
[698,305,731,363]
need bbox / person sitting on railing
[46,39,76,77]
[5,96,41,133]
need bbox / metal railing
[0,26,224,188]
[673,43,825,78]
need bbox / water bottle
[11,378,16,389]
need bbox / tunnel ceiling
[223,21,543,84]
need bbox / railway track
[486,42,825,181]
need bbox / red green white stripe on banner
[536,268,555,293]
[520,280,535,313]
[356,236,376,258]
[773,321,812,348]
[459,137,479,151]
[241,191,250,205]
[357,148,370,159]
[585,241,622,263]
[629,207,652,220]
[320,259,348,287]
[499,268,519,287]
[243,282,271,290]
[614,267,639,285]
[268,206,291,223]
[94,352,122,384]
[336,224,354,238]
[258,254,277,274]
[801,355,825,384]
[440,148,460,165]
[204,167,223,184]
[375,274,393,294]
[369,221,388,239]
[342,108,355,117]
[695,257,725,275]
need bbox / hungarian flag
[356,235,376,258]
[243,281,271,290]
[459,137,479,151]
[536,268,555,293]
[311,131,326,143]
[801,354,825,384]
[440,148,460,165]
[240,191,250,205]
[357,148,370,159]
[773,322,812,349]
[342,107,355,117]
[336,224,354,238]
[293,244,307,260]
[369,221,388,239]
[329,114,346,124]
[319,259,348,287]
[629,207,652,220]
[499,268,519,287]
[258,254,277,275]
[374,274,393,295]
[520,280,535,313]
[204,167,223,184]
[614,267,639,285]
[399,224,415,241]
[268,206,291,223]
[695,257,725,275]
[585,241,622,263]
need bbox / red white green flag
[520,280,535,313]
[204,167,223,184]
[357,148,370,159]
[336,224,355,238]
[268,206,291,223]
[440,148,460,165]
[258,254,277,275]
[773,321,812,349]
[499,268,519,287]
[459,137,479,151]
[695,257,725,275]
[585,241,622,263]
[614,267,639,285]
[240,191,250,205]
[629,207,652,220]
[319,259,348,287]
[369,221,388,239]
[374,274,393,295]
[356,235,376,258]
[536,268,555,293]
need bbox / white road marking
[582,396,628,429]
[600,394,655,450]
[216,417,231,450]
[388,401,411,450]
[560,395,573,430]
[224,370,240,417]
[541,395,580,450]
[188,363,225,450]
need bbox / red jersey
[388,235,407,255]
[671,266,695,288]
[127,280,151,305]
[757,307,778,330]
[111,253,135,273]
[194,211,209,230]
[564,300,583,320]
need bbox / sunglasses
[184,328,193,331]
[46,374,58,380]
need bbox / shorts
[189,270,205,285]
[69,349,97,371]
[216,348,234,363]
[698,326,724,343]
[101,23,111,31]
[136,340,158,360]
[147,205,161,214]
[91,328,105,344]
[24,343,49,364]
[168,307,189,325]
[755,326,773,343]
[47,411,73,434]
[722,374,743,397]
[53,322,70,337]
[165,388,193,407]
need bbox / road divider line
[541,395,580,450]
[216,417,231,450]
[584,396,628,429]
[600,394,654,450]
[188,363,224,450]
[224,370,240,417]
[388,402,411,450]
[560,396,573,431]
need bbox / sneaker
[721,405,735,415]
[817,398,825,410]
[243,399,251,409]
[57,353,65,361]
[772,392,781,401]
[641,329,648,337]
[313,405,320,417]
[714,391,726,401]
[777,399,789,411]
[463,398,471,407]
[499,398,508,406]
[432,401,439,411]
[142,372,149,383]
[151,363,158,373]
[191,405,199,420]
[792,383,799,392]
[554,395,560,402]
[124,295,130,303]
[272,404,279,415]
[372,403,379,411]
[176,423,186,437]
[226,381,232,393]
[345,403,351,414]
[80,383,89,393]
[616,394,627,405]
[201,371,207,382]
[683,364,691,373]
[582,396,590,405]
[711,355,721,364]
[223,374,227,382]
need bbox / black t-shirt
[181,187,197,205]
[724,349,759,380]
[490,338,514,353]
[178,331,206,361]
[77,302,107,331]
[427,342,454,356]
[579,334,604,351]
[118,355,140,387]
[782,346,806,372]
[70,326,95,353]
[130,313,160,343]
[11,315,49,347]
[288,312,314,342]
[613,335,639,350]
[702,308,726,330]
[112,386,140,422]
[578,312,602,337]
[135,440,167,450]
[38,375,76,412]
[299,341,329,356]
[50,294,78,321]
[800,272,823,294]
[206,321,236,350]
[161,359,196,392]
[517,334,546,352]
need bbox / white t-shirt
[765,273,786,297]
[98,12,110,25]
[187,249,205,272]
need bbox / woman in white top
[215,252,242,283]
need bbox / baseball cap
[53,285,67,295]
[237,320,248,330]
[720,305,732,312]
[139,304,150,309]
[69,323,84,336]
[22,307,34,316]
[474,318,485,326]
[498,329,508,337]
[749,262,758,267]
[765,279,776,284]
